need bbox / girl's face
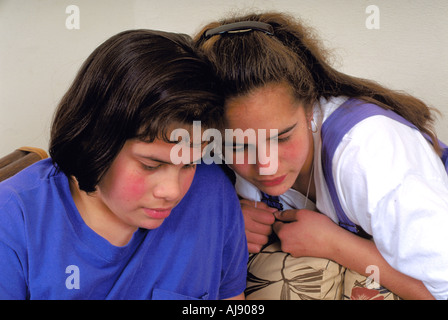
[95,138,197,231]
[225,82,313,196]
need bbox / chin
[258,184,289,197]
[140,219,166,230]
[256,176,293,196]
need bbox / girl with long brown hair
[195,12,448,299]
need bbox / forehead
[224,83,302,131]
[127,137,203,164]
[128,138,177,155]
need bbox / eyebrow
[227,122,298,146]
[169,136,209,148]
[137,155,198,166]
[139,155,172,165]
[269,123,297,140]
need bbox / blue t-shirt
[0,159,248,300]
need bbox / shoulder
[315,96,349,125]
[0,159,60,259]
[0,158,66,217]
[339,115,435,167]
[318,97,440,171]
[179,162,241,220]
[333,114,446,227]
[192,162,236,191]
[334,114,446,198]
[0,158,60,192]
[333,114,427,193]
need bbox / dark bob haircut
[49,29,223,192]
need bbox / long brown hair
[194,12,442,154]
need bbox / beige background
[1,0,447,156]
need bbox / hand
[273,209,339,259]
[240,199,277,253]
[274,210,436,300]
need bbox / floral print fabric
[245,241,401,300]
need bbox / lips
[143,208,172,220]
[258,174,286,187]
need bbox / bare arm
[273,209,434,300]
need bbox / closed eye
[233,143,256,153]
[182,163,197,170]
[142,163,162,171]
[277,135,291,143]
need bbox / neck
[292,133,316,202]
[69,179,136,247]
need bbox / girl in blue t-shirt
[0,29,247,300]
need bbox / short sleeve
[218,183,248,299]
[333,115,448,299]
[0,189,29,299]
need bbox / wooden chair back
[0,147,48,182]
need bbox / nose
[256,159,278,176]
[256,139,278,176]
[152,172,182,202]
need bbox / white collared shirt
[235,96,448,299]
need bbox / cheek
[280,144,302,162]
[121,175,147,200]
[279,136,308,168]
[103,167,147,205]
[179,169,196,197]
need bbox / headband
[203,21,274,39]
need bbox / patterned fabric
[246,179,401,300]
[245,241,402,300]
[343,269,402,300]
[246,241,345,300]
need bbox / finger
[272,220,293,243]
[274,210,299,222]
[241,204,276,225]
[247,242,263,254]
[253,210,276,226]
[245,219,273,236]
[246,231,269,252]
[272,220,283,236]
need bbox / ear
[304,108,318,133]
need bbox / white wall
[1,0,447,156]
